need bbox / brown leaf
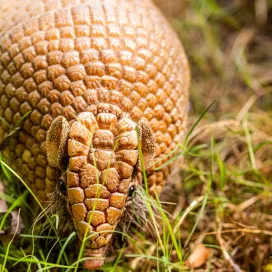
[185,244,212,269]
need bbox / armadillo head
[46,111,156,269]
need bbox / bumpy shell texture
[0,0,190,269]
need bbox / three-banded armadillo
[0,0,189,269]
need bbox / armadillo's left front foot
[0,182,24,237]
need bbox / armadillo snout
[83,248,106,270]
[66,112,140,250]
[84,259,105,270]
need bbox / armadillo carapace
[0,0,189,269]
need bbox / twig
[216,218,242,272]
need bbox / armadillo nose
[83,259,105,270]
[83,247,107,270]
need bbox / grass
[1,0,272,271]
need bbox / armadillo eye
[128,185,136,197]
[58,179,67,194]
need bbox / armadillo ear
[46,116,70,170]
[137,120,156,171]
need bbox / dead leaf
[185,244,212,269]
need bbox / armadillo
[0,0,190,269]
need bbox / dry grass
[152,0,272,271]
